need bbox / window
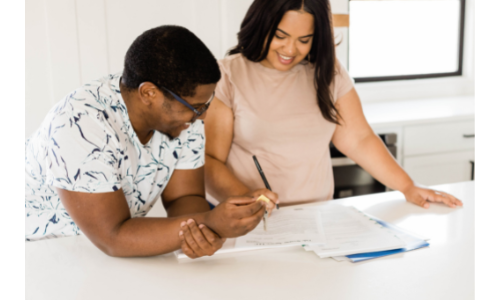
[348,0,466,82]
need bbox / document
[176,206,326,262]
[234,207,326,248]
[343,215,429,262]
[305,204,405,258]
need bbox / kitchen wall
[25,0,351,138]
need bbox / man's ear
[137,82,160,105]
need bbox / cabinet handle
[463,134,475,138]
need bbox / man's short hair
[122,25,221,98]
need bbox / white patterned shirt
[25,73,205,241]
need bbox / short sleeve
[45,100,121,193]
[215,60,234,109]
[332,60,355,103]
[175,119,206,170]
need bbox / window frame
[348,0,467,83]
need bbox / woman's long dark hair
[228,0,340,124]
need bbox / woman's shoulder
[218,53,251,74]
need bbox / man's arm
[57,187,212,257]
[57,167,266,257]
[161,167,210,217]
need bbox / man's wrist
[197,210,215,229]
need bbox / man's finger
[199,224,219,247]
[187,219,212,250]
[231,200,265,219]
[181,222,204,257]
[181,241,197,259]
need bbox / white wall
[25,0,255,137]
[25,0,474,138]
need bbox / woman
[204,0,462,212]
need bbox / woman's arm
[204,98,278,208]
[332,88,463,208]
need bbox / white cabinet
[401,119,475,186]
[404,150,475,186]
[364,96,475,187]
[403,120,475,156]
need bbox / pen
[252,155,279,210]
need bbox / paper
[235,207,326,248]
[306,204,405,258]
[344,216,429,262]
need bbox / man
[25,25,267,258]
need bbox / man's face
[153,83,216,139]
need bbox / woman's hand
[402,185,463,209]
[244,188,279,216]
[179,219,227,259]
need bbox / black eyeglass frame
[160,87,215,123]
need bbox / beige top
[209,54,354,205]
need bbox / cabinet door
[404,150,475,186]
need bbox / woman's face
[261,10,315,71]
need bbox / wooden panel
[76,0,109,83]
[333,14,350,27]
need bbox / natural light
[348,0,461,78]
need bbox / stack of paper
[175,203,428,263]
[331,214,429,263]
[175,207,326,262]
[304,204,406,258]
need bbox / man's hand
[244,189,279,216]
[205,197,266,238]
[179,219,226,259]
[403,185,463,209]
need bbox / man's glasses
[161,87,215,123]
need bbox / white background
[25,0,475,138]
[9,0,498,299]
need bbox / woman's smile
[277,52,295,65]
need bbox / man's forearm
[104,210,212,257]
[165,195,211,217]
[205,155,250,201]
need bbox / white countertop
[363,95,475,127]
[25,181,474,300]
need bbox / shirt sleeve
[214,60,234,109]
[332,59,355,103]
[175,119,206,170]
[45,98,121,193]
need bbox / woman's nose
[282,40,295,56]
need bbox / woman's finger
[442,192,463,207]
[427,190,457,208]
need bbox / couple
[25,0,462,259]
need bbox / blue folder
[346,217,429,263]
